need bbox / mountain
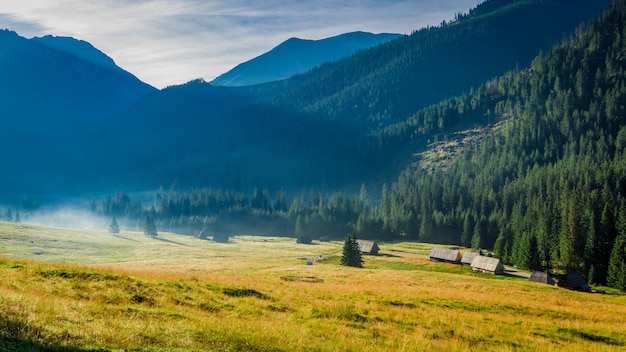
[210,31,402,87]
[31,35,121,73]
[91,80,359,193]
[0,30,156,120]
[94,0,613,195]
[0,29,157,200]
[0,0,614,200]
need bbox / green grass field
[0,221,625,351]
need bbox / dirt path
[503,266,531,279]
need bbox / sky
[0,0,480,89]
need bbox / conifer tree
[109,217,120,234]
[471,222,482,250]
[528,234,542,271]
[607,233,626,290]
[341,233,363,268]
[144,215,158,237]
[294,215,305,236]
[461,211,474,247]
[4,208,12,222]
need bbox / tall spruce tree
[108,217,120,234]
[607,233,626,290]
[341,233,363,268]
[144,215,158,237]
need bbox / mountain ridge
[210,31,402,87]
[31,34,121,73]
[0,29,156,119]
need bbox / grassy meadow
[0,221,625,351]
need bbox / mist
[23,206,112,231]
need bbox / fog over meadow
[21,206,114,231]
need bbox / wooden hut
[212,234,230,243]
[356,240,379,255]
[429,248,462,263]
[528,271,556,285]
[470,256,505,275]
[461,251,480,265]
[557,272,590,292]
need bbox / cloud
[0,14,46,34]
[0,0,480,88]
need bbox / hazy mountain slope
[31,35,121,73]
[0,29,156,120]
[0,29,157,200]
[211,32,402,87]
[92,80,364,193]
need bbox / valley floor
[0,222,624,351]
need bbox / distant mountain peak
[31,34,120,72]
[210,31,402,87]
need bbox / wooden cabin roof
[356,239,379,254]
[461,251,480,265]
[528,271,556,285]
[429,248,462,262]
[471,256,505,274]
[558,272,590,291]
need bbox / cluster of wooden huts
[429,247,590,292]
[429,247,505,274]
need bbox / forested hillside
[375,0,626,288]
[0,29,156,200]
[270,0,611,131]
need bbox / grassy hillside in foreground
[0,222,625,351]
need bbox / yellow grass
[0,222,625,351]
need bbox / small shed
[461,251,480,265]
[557,272,590,292]
[528,271,556,285]
[356,240,379,255]
[471,256,505,275]
[296,236,313,244]
[429,248,462,263]
[212,234,230,243]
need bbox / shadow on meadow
[152,236,189,246]
[0,335,109,352]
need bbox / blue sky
[0,1,480,88]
